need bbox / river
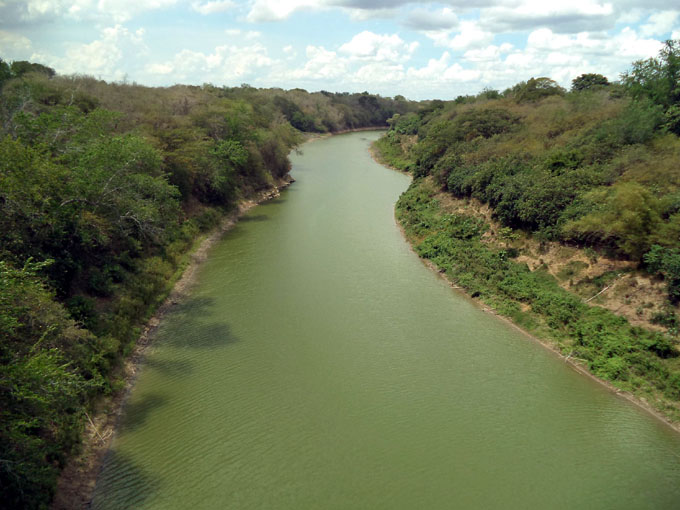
[92,131,680,509]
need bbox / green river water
[93,132,680,509]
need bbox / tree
[622,39,680,133]
[571,73,609,91]
[9,60,55,78]
[562,182,662,259]
[0,260,101,509]
[510,77,566,102]
[0,59,11,89]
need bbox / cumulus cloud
[402,7,458,31]
[284,45,348,80]
[144,43,274,84]
[0,30,33,59]
[32,25,146,80]
[225,29,262,40]
[640,11,680,37]
[427,20,494,51]
[0,0,178,25]
[460,26,665,93]
[480,0,617,34]
[246,0,326,22]
[191,0,235,15]
[339,31,418,62]
[243,0,494,23]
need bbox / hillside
[374,40,680,423]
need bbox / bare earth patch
[430,181,672,333]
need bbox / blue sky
[0,1,678,99]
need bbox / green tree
[0,260,102,509]
[562,182,662,259]
[622,39,680,133]
[571,73,610,91]
[510,77,566,102]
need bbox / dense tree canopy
[571,73,610,91]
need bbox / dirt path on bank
[51,177,293,510]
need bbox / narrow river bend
[93,132,680,509]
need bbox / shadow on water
[119,393,167,432]
[165,322,239,349]
[159,296,241,350]
[92,450,159,510]
[239,213,269,223]
[141,357,193,377]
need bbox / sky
[0,1,678,100]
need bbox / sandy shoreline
[50,176,294,510]
[368,140,680,436]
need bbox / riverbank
[369,140,680,435]
[82,130,680,509]
[50,176,294,510]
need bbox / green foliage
[622,39,680,135]
[623,40,680,110]
[0,260,104,509]
[563,183,662,259]
[397,180,680,411]
[388,112,420,135]
[9,60,55,78]
[452,107,521,141]
[375,47,679,268]
[508,77,566,102]
[571,73,610,92]
[644,245,680,303]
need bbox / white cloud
[2,0,178,24]
[191,0,235,15]
[96,0,178,23]
[0,30,33,59]
[225,29,261,40]
[480,0,617,34]
[32,25,146,80]
[616,8,644,25]
[406,52,451,80]
[353,62,405,84]
[147,62,173,74]
[463,43,513,63]
[640,11,680,37]
[339,31,418,62]
[427,20,494,51]
[246,0,325,22]
[346,7,399,21]
[286,45,348,80]
[144,43,274,84]
[459,26,665,93]
[403,7,458,31]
